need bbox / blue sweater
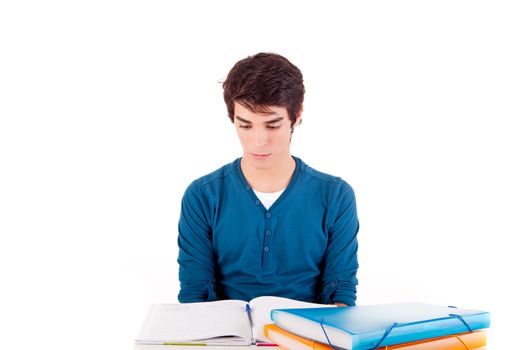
[177,156,359,305]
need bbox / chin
[251,159,273,169]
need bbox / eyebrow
[235,116,284,124]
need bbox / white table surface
[135,346,273,350]
[135,345,486,350]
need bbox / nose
[255,128,269,147]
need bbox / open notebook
[136,296,335,345]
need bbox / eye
[267,125,281,129]
[239,125,252,129]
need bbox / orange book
[264,324,333,350]
[263,324,487,350]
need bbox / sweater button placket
[263,211,272,264]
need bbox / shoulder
[298,157,355,196]
[184,159,239,197]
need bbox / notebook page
[136,300,252,343]
[249,296,336,342]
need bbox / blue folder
[271,302,490,350]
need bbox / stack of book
[264,302,490,350]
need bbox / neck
[240,154,296,193]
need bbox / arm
[177,181,217,303]
[319,181,359,306]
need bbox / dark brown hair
[222,52,305,126]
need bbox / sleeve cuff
[318,279,357,306]
[178,280,217,303]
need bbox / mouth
[251,153,271,160]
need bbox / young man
[177,53,359,306]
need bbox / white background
[1,1,523,349]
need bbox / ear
[292,105,304,128]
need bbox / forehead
[233,101,289,121]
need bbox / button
[255,200,260,205]
[265,230,271,236]
[245,185,251,190]
[266,213,271,218]
[264,247,269,252]
[330,282,336,288]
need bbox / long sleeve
[318,181,359,306]
[175,157,359,304]
[177,180,217,303]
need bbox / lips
[251,153,271,160]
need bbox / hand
[334,303,347,307]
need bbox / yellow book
[264,324,487,350]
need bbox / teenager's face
[233,102,299,170]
